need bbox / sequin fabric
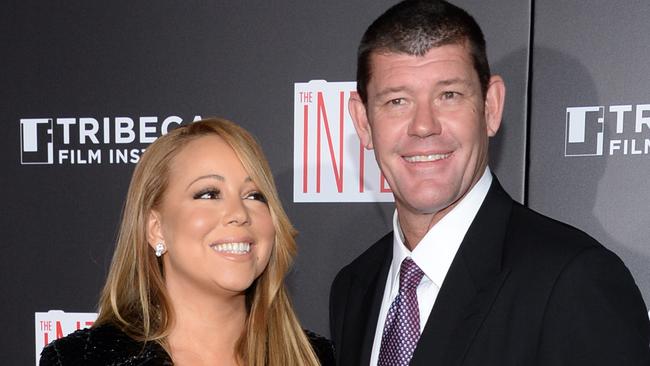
[39,324,172,366]
[305,329,337,365]
[39,323,335,365]
[378,257,425,366]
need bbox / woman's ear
[146,209,164,250]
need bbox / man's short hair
[356,0,491,103]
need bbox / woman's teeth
[211,242,251,254]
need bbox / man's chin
[396,196,457,217]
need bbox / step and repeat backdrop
[528,0,650,329]
[1,1,648,364]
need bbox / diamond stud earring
[155,242,166,257]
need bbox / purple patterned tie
[378,257,425,366]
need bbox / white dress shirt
[369,168,493,366]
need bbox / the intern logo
[21,118,54,164]
[565,106,604,156]
[293,80,393,202]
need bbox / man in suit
[329,1,650,365]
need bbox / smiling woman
[147,133,277,308]
[39,118,334,366]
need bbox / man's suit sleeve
[537,246,650,365]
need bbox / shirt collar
[392,167,493,288]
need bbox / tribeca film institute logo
[565,104,650,157]
[294,80,393,203]
[20,115,202,165]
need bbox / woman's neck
[165,280,248,366]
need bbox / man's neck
[396,167,491,251]
[396,204,454,251]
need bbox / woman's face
[149,135,275,298]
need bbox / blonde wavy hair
[95,118,321,365]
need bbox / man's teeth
[404,153,450,163]
[211,242,251,254]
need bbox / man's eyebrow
[436,77,473,87]
[374,86,413,100]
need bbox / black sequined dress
[40,323,335,365]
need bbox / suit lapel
[410,178,513,366]
[339,234,392,366]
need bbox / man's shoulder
[330,231,392,300]
[504,201,612,270]
[509,202,600,247]
[336,231,393,278]
[485,177,599,252]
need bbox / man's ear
[484,75,506,137]
[349,92,373,149]
[146,209,164,250]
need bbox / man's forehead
[371,37,471,58]
[367,45,477,85]
[371,42,472,64]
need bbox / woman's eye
[244,192,267,203]
[194,189,220,200]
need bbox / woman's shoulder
[305,329,335,366]
[39,323,171,365]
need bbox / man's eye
[245,191,268,203]
[194,189,220,200]
[441,91,459,100]
[388,98,406,105]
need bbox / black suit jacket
[330,178,650,365]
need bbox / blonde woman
[40,118,334,365]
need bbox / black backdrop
[3,1,649,364]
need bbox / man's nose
[407,103,442,138]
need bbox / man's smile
[403,152,452,163]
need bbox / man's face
[350,43,504,225]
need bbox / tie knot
[399,257,424,293]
